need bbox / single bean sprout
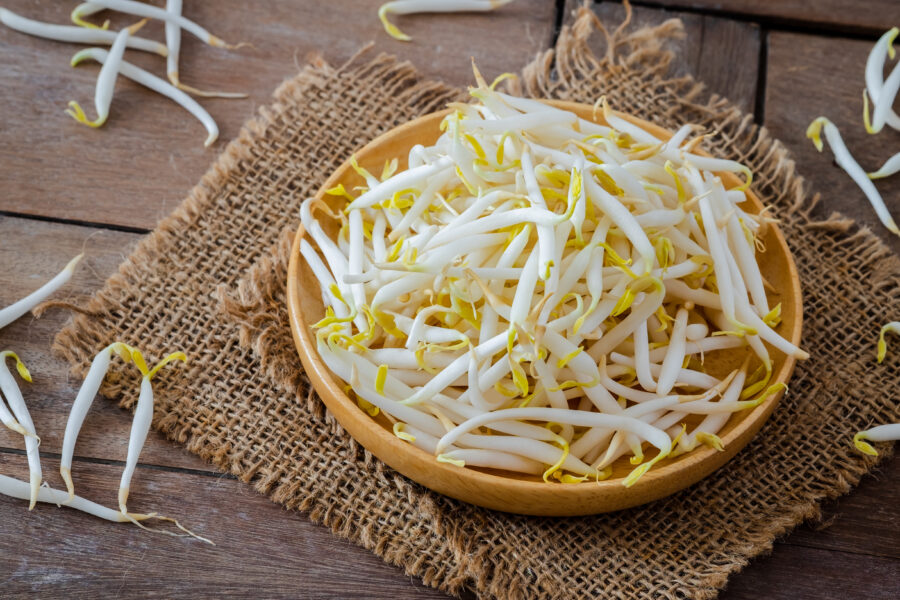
[70,47,219,146]
[164,0,246,98]
[0,473,211,544]
[853,423,900,456]
[71,0,236,48]
[0,7,166,55]
[302,74,803,485]
[807,117,900,236]
[118,350,187,515]
[0,352,40,509]
[0,254,82,330]
[66,21,145,128]
[378,0,515,42]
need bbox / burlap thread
[53,7,900,599]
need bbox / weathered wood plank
[0,216,212,473]
[0,454,451,599]
[765,31,900,254]
[564,0,761,114]
[643,0,900,34]
[722,543,900,600]
[786,456,900,560]
[0,0,556,230]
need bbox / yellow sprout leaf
[853,431,879,456]
[436,454,465,468]
[393,422,416,443]
[1,351,32,383]
[147,352,188,380]
[696,432,724,452]
[357,397,380,417]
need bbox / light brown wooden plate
[287,101,803,516]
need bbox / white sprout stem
[73,0,231,47]
[872,56,900,134]
[440,449,543,475]
[0,7,166,55]
[808,117,899,236]
[0,254,82,330]
[60,343,115,499]
[0,353,40,509]
[869,151,900,180]
[67,24,135,128]
[71,48,219,147]
[162,0,246,98]
[0,473,146,522]
[118,376,152,514]
[656,306,689,395]
[435,407,672,456]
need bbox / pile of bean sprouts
[0,1,247,146]
[301,72,808,485]
[808,28,900,454]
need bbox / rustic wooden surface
[0,0,898,598]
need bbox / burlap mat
[52,7,900,599]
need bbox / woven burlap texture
[52,6,899,600]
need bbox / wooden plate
[287,100,803,516]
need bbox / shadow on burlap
[51,6,899,599]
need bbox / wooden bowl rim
[286,100,803,515]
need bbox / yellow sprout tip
[148,351,188,380]
[378,5,411,41]
[696,432,725,452]
[853,432,879,456]
[805,117,827,152]
[436,454,465,468]
[65,101,106,128]
[889,27,899,59]
[623,463,651,488]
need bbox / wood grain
[723,543,900,599]
[565,1,761,114]
[0,454,451,599]
[0,0,556,230]
[641,0,900,34]
[765,31,900,255]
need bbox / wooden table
[0,1,898,597]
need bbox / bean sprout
[301,76,803,485]
[118,350,187,515]
[70,47,219,146]
[0,7,166,55]
[378,0,514,41]
[807,117,900,236]
[0,253,82,330]
[0,352,40,509]
[853,423,900,456]
[66,21,144,128]
[164,0,246,98]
